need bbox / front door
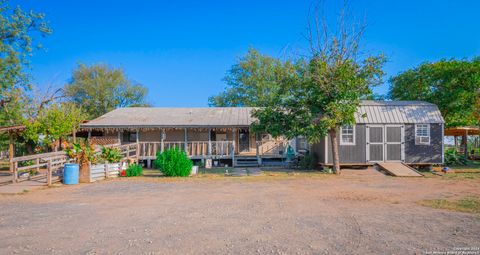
[385,125,404,162]
[238,130,250,152]
[367,125,384,162]
[366,125,404,162]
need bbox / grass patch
[442,173,480,180]
[419,197,480,214]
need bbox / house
[311,101,445,166]
[80,107,301,167]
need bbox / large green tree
[389,58,480,127]
[64,63,149,119]
[0,0,51,124]
[209,48,298,107]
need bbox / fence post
[13,162,18,183]
[47,160,52,186]
[105,163,109,179]
[36,158,40,173]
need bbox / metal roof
[81,107,257,128]
[356,101,444,124]
[81,101,444,129]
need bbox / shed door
[385,125,404,162]
[367,126,384,162]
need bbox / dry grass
[419,197,480,214]
[134,168,331,183]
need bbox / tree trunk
[329,128,341,174]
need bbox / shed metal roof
[81,107,256,128]
[356,101,444,124]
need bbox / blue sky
[16,0,480,106]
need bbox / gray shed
[311,100,445,166]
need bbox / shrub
[126,163,143,177]
[154,148,192,177]
[101,146,123,163]
[299,153,317,170]
[445,148,467,166]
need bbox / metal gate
[366,125,404,162]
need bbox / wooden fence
[89,162,124,182]
[9,143,139,186]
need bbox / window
[296,136,309,151]
[340,125,355,145]
[415,124,430,145]
[122,131,138,143]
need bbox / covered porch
[444,126,480,160]
[85,127,291,167]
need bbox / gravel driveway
[0,169,479,254]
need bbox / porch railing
[258,140,289,156]
[138,141,234,158]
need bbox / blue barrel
[63,164,79,185]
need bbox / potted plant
[65,141,97,183]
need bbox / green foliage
[389,58,480,127]
[444,148,468,166]
[65,141,97,166]
[0,0,52,95]
[22,103,85,147]
[154,148,192,177]
[209,48,297,107]
[101,146,123,163]
[64,63,149,119]
[298,153,317,170]
[251,52,385,144]
[126,163,143,177]
[18,159,34,167]
[0,1,52,131]
[419,197,480,214]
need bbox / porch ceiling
[444,127,480,136]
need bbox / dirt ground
[0,168,479,255]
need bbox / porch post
[117,130,121,144]
[464,130,469,159]
[135,129,140,162]
[87,130,91,140]
[184,128,188,154]
[232,128,236,167]
[256,133,261,166]
[9,132,13,174]
[208,128,212,156]
[161,129,165,152]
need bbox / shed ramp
[376,162,423,177]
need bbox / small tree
[22,102,85,151]
[253,2,385,174]
[154,148,192,177]
[65,141,97,182]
